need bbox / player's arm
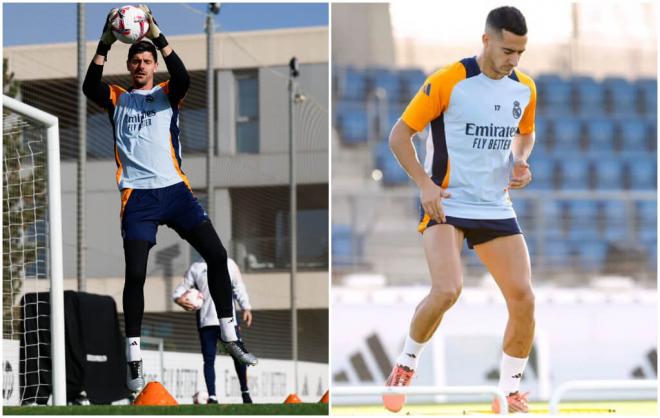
[390,120,449,223]
[138,4,190,103]
[173,264,198,311]
[391,71,454,223]
[509,77,537,189]
[82,8,118,108]
[230,262,253,327]
[509,132,535,189]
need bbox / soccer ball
[193,390,208,404]
[181,288,204,311]
[111,5,149,44]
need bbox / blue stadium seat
[619,119,649,152]
[369,68,401,102]
[332,224,356,266]
[537,74,572,115]
[544,239,571,264]
[400,68,426,100]
[538,200,566,240]
[626,157,656,190]
[557,158,590,189]
[569,199,599,222]
[534,117,548,140]
[575,241,608,271]
[585,119,615,153]
[635,78,657,116]
[601,200,628,241]
[527,158,555,189]
[512,198,530,220]
[552,118,582,153]
[336,101,368,144]
[375,142,409,185]
[604,77,638,116]
[339,68,368,101]
[387,107,403,128]
[573,76,606,116]
[638,226,656,247]
[602,200,626,221]
[592,158,625,190]
[637,200,658,251]
[637,200,657,227]
[648,120,657,152]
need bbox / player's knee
[428,286,462,310]
[508,287,535,314]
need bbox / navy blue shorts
[418,211,522,249]
[121,181,208,245]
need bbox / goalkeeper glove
[138,4,169,49]
[97,8,118,57]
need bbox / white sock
[126,337,141,362]
[395,335,426,370]
[219,317,238,342]
[498,352,528,395]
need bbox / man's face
[127,51,158,88]
[483,29,527,77]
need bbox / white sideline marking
[332,385,508,415]
[549,379,658,415]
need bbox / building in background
[4,19,329,403]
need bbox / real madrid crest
[512,100,521,119]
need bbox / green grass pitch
[331,400,657,415]
[3,403,328,415]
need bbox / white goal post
[3,95,66,406]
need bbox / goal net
[3,95,66,406]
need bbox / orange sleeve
[401,62,466,132]
[109,84,127,106]
[514,70,537,135]
[158,80,170,94]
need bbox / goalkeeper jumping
[82,5,257,394]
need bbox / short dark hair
[127,41,158,62]
[486,6,527,36]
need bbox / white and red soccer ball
[111,5,149,44]
[181,288,204,311]
[192,390,208,404]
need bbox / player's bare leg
[383,224,464,412]
[410,224,465,341]
[474,234,534,413]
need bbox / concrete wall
[331,3,395,68]
[4,27,329,80]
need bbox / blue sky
[3,2,328,46]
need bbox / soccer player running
[173,258,256,404]
[384,6,536,414]
[83,5,257,394]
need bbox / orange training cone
[133,382,178,406]
[284,393,302,404]
[319,390,329,404]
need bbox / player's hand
[175,296,197,312]
[420,178,451,223]
[243,310,253,327]
[509,159,532,189]
[138,4,162,40]
[100,8,119,46]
